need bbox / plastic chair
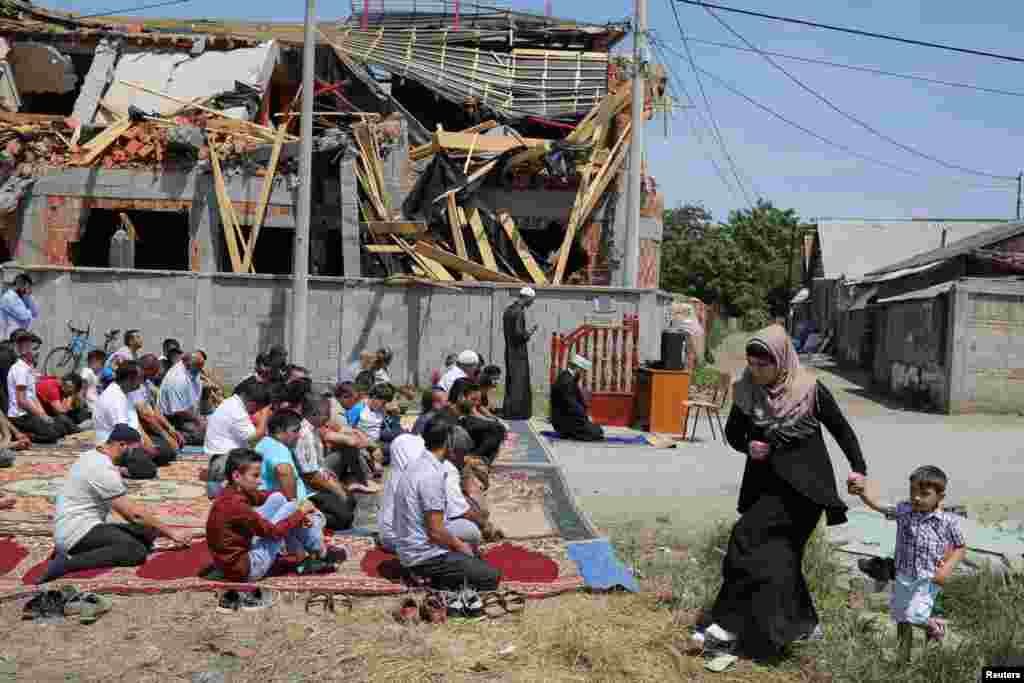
[682,373,731,441]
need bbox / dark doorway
[220,224,294,274]
[74,209,190,270]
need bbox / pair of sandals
[23,585,111,625]
[393,589,525,625]
[305,591,353,615]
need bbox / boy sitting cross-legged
[206,448,337,598]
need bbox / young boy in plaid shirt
[848,465,965,657]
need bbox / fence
[549,314,639,425]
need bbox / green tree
[660,200,802,316]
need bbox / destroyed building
[0,0,672,389]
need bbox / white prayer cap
[457,350,480,365]
[519,287,536,298]
[569,353,592,371]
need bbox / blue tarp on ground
[567,538,639,593]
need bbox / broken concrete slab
[99,41,279,123]
[72,39,121,126]
[830,509,1024,571]
[8,42,78,94]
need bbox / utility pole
[1017,172,1022,221]
[291,0,315,365]
[623,0,646,289]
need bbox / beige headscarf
[733,324,817,436]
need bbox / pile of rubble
[353,69,663,286]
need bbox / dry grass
[3,513,1019,682]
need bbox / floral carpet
[0,422,593,599]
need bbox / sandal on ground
[22,585,79,621]
[704,653,738,673]
[64,592,112,625]
[481,592,506,618]
[393,597,420,624]
[419,592,447,624]
[481,590,526,618]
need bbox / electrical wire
[651,37,1014,191]
[649,39,747,207]
[676,0,1024,65]
[73,0,193,19]
[676,36,1024,100]
[667,0,757,208]
[700,5,1017,183]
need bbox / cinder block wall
[3,266,669,396]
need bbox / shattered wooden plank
[497,211,548,285]
[363,221,427,237]
[445,194,474,281]
[364,245,405,253]
[466,208,498,271]
[415,242,524,284]
[432,131,548,155]
[554,121,632,284]
[73,118,133,166]
[394,236,454,281]
[209,145,245,274]
[242,120,288,273]
[411,120,499,161]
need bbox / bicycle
[44,322,120,377]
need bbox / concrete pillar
[946,283,971,413]
[339,155,361,278]
[72,39,121,126]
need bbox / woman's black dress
[712,380,866,659]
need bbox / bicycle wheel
[43,347,76,377]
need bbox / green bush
[706,315,727,354]
[690,363,722,390]
[741,308,771,332]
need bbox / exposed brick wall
[581,221,611,286]
[638,237,661,289]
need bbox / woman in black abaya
[702,325,867,662]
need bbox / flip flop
[393,598,420,624]
[419,592,447,624]
[704,654,738,673]
[66,592,112,625]
[481,592,506,618]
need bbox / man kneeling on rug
[206,448,337,582]
[392,416,501,591]
[39,424,192,584]
[550,354,604,442]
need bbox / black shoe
[858,557,895,582]
[240,589,275,611]
[217,590,242,613]
[322,548,347,564]
[703,634,736,659]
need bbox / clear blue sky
[60,0,1024,223]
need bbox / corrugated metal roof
[877,281,953,305]
[817,219,1004,281]
[852,260,945,285]
[866,222,1024,277]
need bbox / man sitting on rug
[550,354,605,442]
[320,391,378,496]
[276,383,358,531]
[37,373,90,428]
[7,331,75,444]
[350,383,403,469]
[134,355,184,460]
[449,381,507,466]
[412,388,448,435]
[206,448,335,582]
[392,415,501,591]
[204,378,272,499]
[378,433,426,553]
[38,424,192,584]
[158,351,207,445]
[80,350,105,415]
[439,350,479,394]
[95,361,174,479]
[106,329,144,371]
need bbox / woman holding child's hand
[699,325,868,663]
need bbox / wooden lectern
[633,368,690,434]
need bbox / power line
[668,0,757,208]
[649,39,747,206]
[75,0,192,19]
[671,35,1024,100]
[700,5,1017,182]
[652,38,1014,191]
[676,0,1024,65]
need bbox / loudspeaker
[661,329,687,370]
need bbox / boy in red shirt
[206,448,335,587]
